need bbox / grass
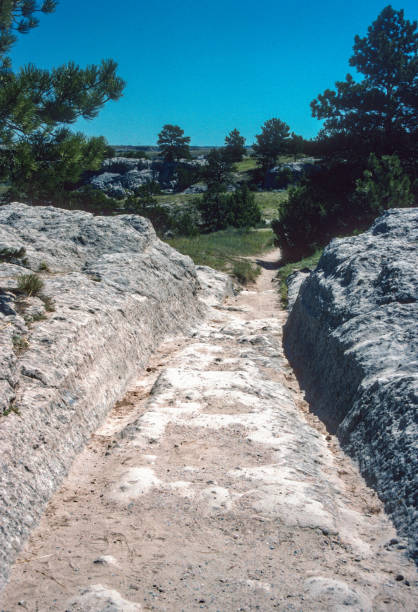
[254,191,288,222]
[17,273,44,297]
[235,157,257,172]
[232,260,261,284]
[153,193,201,206]
[277,248,323,306]
[12,334,29,354]
[167,227,274,273]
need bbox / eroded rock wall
[284,208,418,559]
[0,203,206,589]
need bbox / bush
[0,247,26,262]
[353,154,413,213]
[199,186,261,232]
[17,274,44,297]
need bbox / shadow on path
[254,257,281,271]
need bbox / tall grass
[167,228,274,272]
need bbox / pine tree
[157,124,191,162]
[252,118,290,171]
[0,1,125,200]
[311,5,417,161]
[224,129,246,163]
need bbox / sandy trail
[0,249,416,611]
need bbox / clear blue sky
[10,0,418,146]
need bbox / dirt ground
[0,249,416,611]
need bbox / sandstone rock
[0,202,210,589]
[284,208,418,559]
[65,584,141,611]
[286,269,310,309]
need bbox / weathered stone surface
[284,208,418,559]
[0,202,211,589]
[286,269,310,309]
[65,584,142,611]
[88,157,206,197]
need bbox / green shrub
[12,334,29,354]
[17,273,44,297]
[38,261,50,272]
[0,246,26,262]
[353,154,413,213]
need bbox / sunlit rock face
[0,202,209,589]
[284,208,418,559]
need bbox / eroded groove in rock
[0,203,229,590]
[284,208,418,559]
[1,248,416,611]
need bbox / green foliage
[174,164,202,191]
[311,5,417,162]
[0,245,26,262]
[17,273,44,296]
[353,153,413,212]
[0,1,56,61]
[3,129,108,201]
[232,260,260,285]
[287,133,308,160]
[272,185,326,261]
[199,185,261,232]
[38,261,50,271]
[167,228,274,271]
[252,118,291,170]
[12,333,28,354]
[277,248,323,306]
[157,124,191,162]
[0,0,124,201]
[224,129,246,163]
[203,148,234,189]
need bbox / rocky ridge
[0,202,227,590]
[284,208,418,560]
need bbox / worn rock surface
[0,202,214,590]
[88,157,206,197]
[1,249,416,611]
[284,208,418,559]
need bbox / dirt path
[1,249,416,611]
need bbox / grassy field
[235,157,258,172]
[167,228,274,278]
[276,248,323,305]
[254,191,288,221]
[153,192,200,206]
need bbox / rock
[284,208,418,559]
[0,202,218,589]
[65,584,141,611]
[304,577,371,611]
[195,266,234,306]
[285,269,311,309]
[102,157,143,173]
[182,182,207,194]
[88,158,206,195]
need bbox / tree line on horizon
[0,3,416,261]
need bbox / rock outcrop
[0,202,217,589]
[284,208,418,559]
[87,157,207,197]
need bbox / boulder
[0,202,210,589]
[283,208,418,559]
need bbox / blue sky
[10,0,418,146]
